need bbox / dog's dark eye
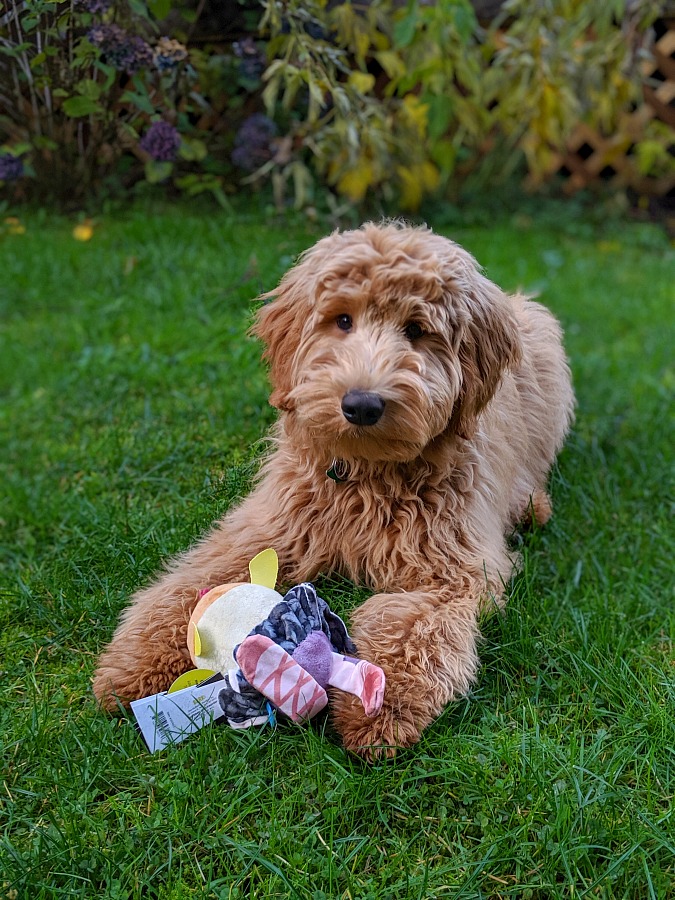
[336,314,353,332]
[404,321,425,341]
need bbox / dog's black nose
[341,390,386,426]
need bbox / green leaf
[426,94,453,140]
[128,0,154,22]
[149,0,172,19]
[393,12,418,48]
[144,160,173,183]
[75,79,102,101]
[32,136,58,151]
[62,95,103,117]
[262,78,281,114]
[178,138,207,162]
[94,61,117,92]
[0,43,32,59]
[430,138,457,173]
[452,3,477,44]
[117,122,139,142]
[74,37,98,63]
[3,142,31,156]
[120,90,155,116]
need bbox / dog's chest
[319,477,458,589]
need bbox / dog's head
[252,222,521,463]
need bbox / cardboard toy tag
[131,674,226,752]
[248,548,278,590]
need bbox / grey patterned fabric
[217,583,355,728]
[218,670,270,728]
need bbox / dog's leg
[92,487,310,709]
[331,587,483,760]
[517,488,552,529]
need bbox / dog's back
[513,294,575,491]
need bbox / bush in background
[0,0,233,204]
[256,0,671,210]
[0,0,671,211]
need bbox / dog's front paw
[93,649,191,711]
[331,691,421,762]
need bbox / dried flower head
[76,0,113,14]
[139,121,181,162]
[154,37,188,72]
[231,114,278,172]
[233,37,266,82]
[0,153,24,182]
[88,24,153,74]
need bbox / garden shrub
[0,0,669,210]
[0,0,232,204]
[255,0,670,210]
[252,0,485,210]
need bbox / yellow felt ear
[248,548,278,589]
[167,669,216,693]
[193,623,202,657]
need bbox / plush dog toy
[187,550,385,729]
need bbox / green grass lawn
[1,200,673,899]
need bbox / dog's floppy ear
[250,265,313,410]
[450,275,522,439]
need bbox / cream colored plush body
[187,583,282,675]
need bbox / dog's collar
[326,458,350,483]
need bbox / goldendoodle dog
[93,221,574,758]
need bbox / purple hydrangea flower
[76,0,112,13]
[233,37,266,82]
[139,121,181,162]
[0,154,24,182]
[88,24,153,74]
[231,114,277,172]
[154,37,188,72]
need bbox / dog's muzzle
[341,390,386,426]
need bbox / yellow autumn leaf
[354,30,370,66]
[401,94,429,137]
[374,50,406,81]
[396,162,440,211]
[371,30,389,52]
[596,240,621,254]
[541,83,557,121]
[397,165,423,211]
[337,162,374,202]
[348,71,375,94]
[4,216,25,235]
[419,161,440,192]
[73,221,94,241]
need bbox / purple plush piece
[292,631,333,688]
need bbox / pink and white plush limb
[237,629,385,722]
[235,634,328,722]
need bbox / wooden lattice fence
[540,17,675,197]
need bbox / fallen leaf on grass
[73,220,94,241]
